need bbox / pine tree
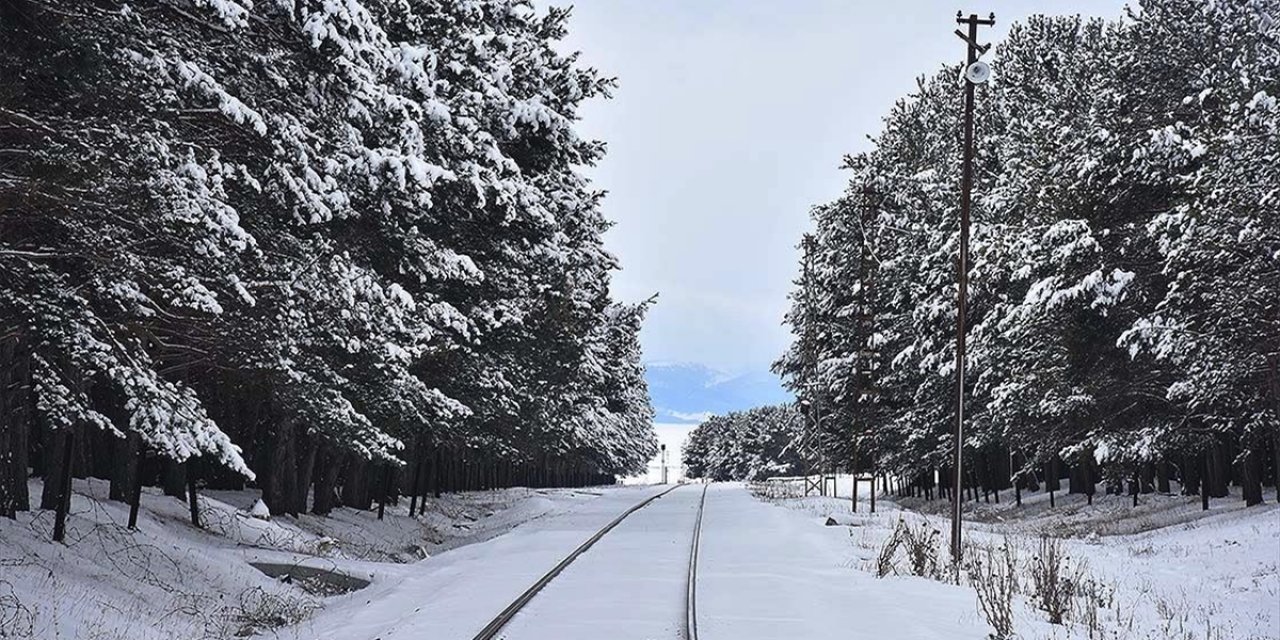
[0,0,656,525]
[778,0,1279,506]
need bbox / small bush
[1030,536,1075,624]
[966,542,1018,640]
[875,521,903,577]
[900,520,941,579]
[875,517,943,579]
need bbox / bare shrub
[85,523,184,590]
[899,519,941,579]
[966,542,1018,640]
[875,517,943,579]
[227,586,319,637]
[0,579,35,639]
[1030,535,1078,624]
[875,520,903,577]
[1072,576,1112,640]
[168,586,318,639]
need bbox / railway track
[684,482,708,640]
[471,482,710,640]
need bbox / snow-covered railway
[472,483,709,640]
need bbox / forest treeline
[776,0,1279,505]
[0,0,657,527]
[682,405,804,482]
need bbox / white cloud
[669,410,715,423]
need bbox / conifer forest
[0,0,657,527]
[771,0,1280,506]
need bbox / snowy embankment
[763,480,1280,640]
[0,479,609,639]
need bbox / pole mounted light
[964,61,991,85]
[951,10,994,565]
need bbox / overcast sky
[558,0,1130,373]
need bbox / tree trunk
[377,465,392,521]
[0,337,31,518]
[294,430,318,515]
[263,417,298,516]
[1270,356,1280,502]
[1068,463,1082,494]
[1156,461,1171,494]
[162,458,187,498]
[110,432,141,503]
[52,427,76,542]
[1208,441,1229,498]
[341,454,371,509]
[407,450,423,518]
[431,446,442,498]
[187,459,201,528]
[127,446,144,530]
[1074,451,1098,503]
[869,469,876,512]
[1242,445,1264,506]
[1272,425,1280,504]
[849,443,859,510]
[41,427,69,510]
[311,445,341,516]
[1200,452,1211,511]
[1181,453,1200,495]
[1045,457,1061,492]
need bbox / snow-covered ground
[6,477,1274,640]
[699,483,989,639]
[766,479,1280,640]
[293,484,673,639]
[302,482,992,639]
[496,485,702,639]
[0,478,617,639]
[0,480,977,639]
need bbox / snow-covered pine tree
[781,0,1278,506]
[681,405,804,482]
[0,0,654,525]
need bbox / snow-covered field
[764,479,1280,640]
[0,478,614,639]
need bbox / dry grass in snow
[755,482,1280,640]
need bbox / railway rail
[471,482,710,640]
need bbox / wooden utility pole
[950,10,994,563]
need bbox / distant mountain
[644,362,793,424]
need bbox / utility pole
[852,183,881,514]
[801,234,824,497]
[951,10,994,563]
